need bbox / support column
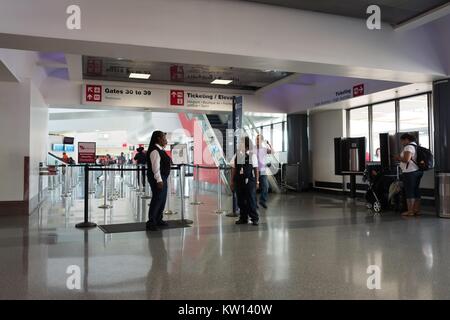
[287,114,310,191]
[433,79,450,218]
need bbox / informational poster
[78,142,96,164]
[171,144,188,165]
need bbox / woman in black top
[134,146,147,187]
[145,131,171,231]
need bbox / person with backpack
[395,133,432,217]
[230,136,260,226]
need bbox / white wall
[310,110,345,186]
[0,81,30,201]
[29,82,49,202]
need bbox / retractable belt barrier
[74,163,232,229]
[184,164,231,215]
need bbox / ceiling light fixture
[129,73,151,79]
[211,79,233,85]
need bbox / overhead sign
[86,58,102,76]
[314,83,366,107]
[352,84,365,97]
[78,142,96,164]
[82,83,235,112]
[170,90,184,106]
[85,85,102,102]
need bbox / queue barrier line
[75,164,233,229]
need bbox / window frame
[347,92,432,159]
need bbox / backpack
[234,153,255,182]
[408,144,434,171]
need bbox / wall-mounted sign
[171,144,188,165]
[78,142,96,164]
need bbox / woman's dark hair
[243,136,252,151]
[149,130,165,147]
[146,130,165,165]
[400,133,416,143]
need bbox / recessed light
[211,79,233,85]
[129,73,151,79]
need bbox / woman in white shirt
[395,133,423,216]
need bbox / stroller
[363,164,400,213]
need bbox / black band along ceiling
[83,56,292,91]
[238,0,449,26]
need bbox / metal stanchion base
[164,210,178,215]
[215,210,229,214]
[61,193,72,198]
[75,222,97,229]
[226,212,239,217]
[190,201,203,205]
[99,204,113,209]
[141,195,152,200]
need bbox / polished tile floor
[1,178,450,300]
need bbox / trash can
[437,173,450,218]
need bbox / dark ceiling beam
[394,2,450,31]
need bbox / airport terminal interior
[1,0,450,300]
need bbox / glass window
[399,95,429,148]
[272,123,283,152]
[372,101,396,162]
[262,126,272,148]
[283,122,288,152]
[349,107,370,161]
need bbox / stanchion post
[76,165,97,228]
[215,165,228,214]
[226,166,239,217]
[164,170,177,215]
[141,165,152,200]
[62,165,72,198]
[180,165,193,224]
[190,164,203,205]
[89,167,95,194]
[99,166,113,209]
